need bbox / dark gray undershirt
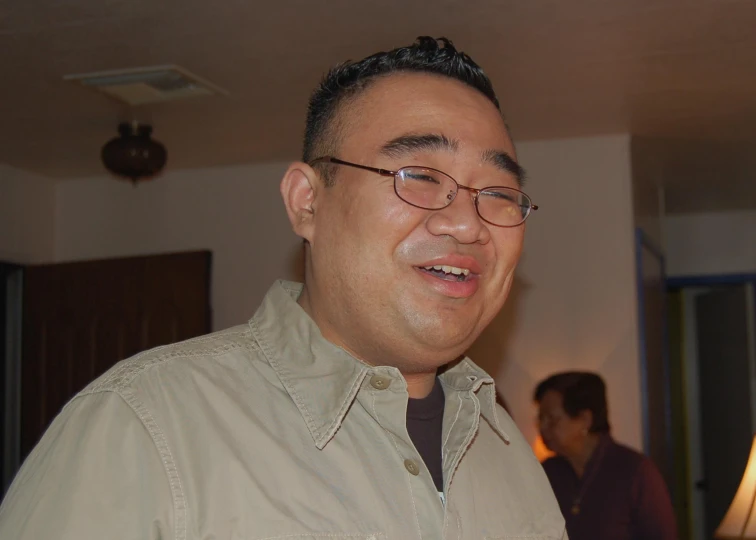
[406,378,445,492]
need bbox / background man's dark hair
[534,371,611,434]
[303,36,501,185]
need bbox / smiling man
[0,37,565,539]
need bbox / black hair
[534,371,611,434]
[303,36,501,184]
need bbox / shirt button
[404,459,420,476]
[370,374,391,390]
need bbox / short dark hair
[534,372,611,434]
[303,36,501,184]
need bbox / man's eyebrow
[379,133,527,186]
[379,133,459,158]
[482,148,527,187]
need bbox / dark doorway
[2,251,212,494]
[667,275,756,540]
[1,263,23,496]
[696,285,753,539]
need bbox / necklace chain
[570,439,608,516]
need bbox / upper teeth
[423,265,470,276]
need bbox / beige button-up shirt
[0,280,566,540]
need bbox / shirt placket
[439,381,483,540]
[355,368,445,540]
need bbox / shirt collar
[249,280,510,448]
[248,280,369,449]
[439,358,511,443]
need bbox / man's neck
[405,371,438,399]
[566,434,601,479]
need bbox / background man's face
[306,73,526,372]
[537,390,589,457]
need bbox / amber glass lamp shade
[716,436,756,539]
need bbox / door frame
[667,273,756,289]
[635,229,670,458]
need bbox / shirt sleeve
[631,458,678,540]
[0,390,174,539]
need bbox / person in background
[535,371,678,540]
[0,37,565,539]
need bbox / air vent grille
[64,65,227,106]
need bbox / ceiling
[1,0,755,212]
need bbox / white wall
[0,164,56,263]
[665,210,756,276]
[468,134,643,450]
[55,163,302,330]
[55,135,644,450]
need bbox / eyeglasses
[309,156,538,228]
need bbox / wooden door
[20,251,212,459]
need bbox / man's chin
[410,331,478,364]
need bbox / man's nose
[425,189,490,244]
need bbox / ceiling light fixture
[101,122,167,184]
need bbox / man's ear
[280,162,319,243]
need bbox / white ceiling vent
[64,65,228,106]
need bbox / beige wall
[664,210,756,276]
[469,134,643,450]
[55,135,644,450]
[0,164,56,263]
[55,162,302,330]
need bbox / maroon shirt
[542,435,678,540]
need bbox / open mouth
[418,265,472,282]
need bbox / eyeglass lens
[395,167,531,227]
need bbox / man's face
[537,390,587,457]
[300,73,525,372]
